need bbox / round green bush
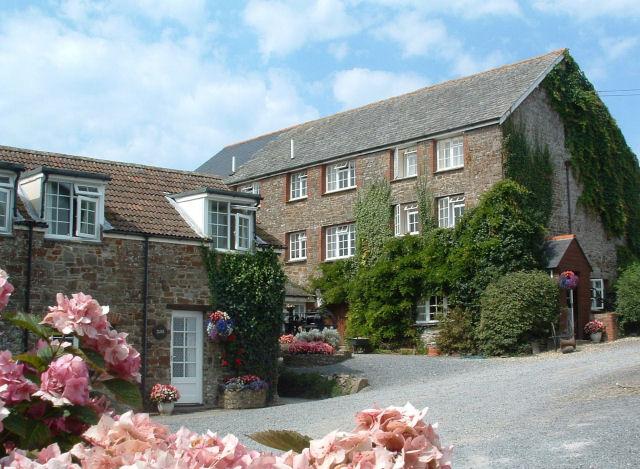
[616,262,640,331]
[435,307,478,355]
[477,271,559,356]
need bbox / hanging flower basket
[558,270,579,289]
[206,310,235,342]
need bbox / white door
[170,311,203,404]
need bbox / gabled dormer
[170,187,260,251]
[18,166,110,241]
[0,161,25,235]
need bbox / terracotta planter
[220,388,267,409]
[427,346,440,357]
[590,332,603,343]
[157,401,175,415]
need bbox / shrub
[616,262,640,332]
[277,369,342,399]
[321,328,341,347]
[295,328,324,343]
[435,308,478,355]
[310,258,356,306]
[287,341,335,355]
[294,328,341,347]
[477,271,559,356]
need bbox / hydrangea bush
[0,267,453,468]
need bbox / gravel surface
[157,338,640,468]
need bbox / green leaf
[24,420,52,450]
[80,347,106,370]
[1,412,29,438]
[14,353,47,372]
[102,378,142,409]
[67,405,99,425]
[37,344,54,363]
[247,430,311,453]
[4,312,54,339]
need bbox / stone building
[0,145,276,407]
[198,49,632,337]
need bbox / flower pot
[427,346,440,357]
[157,401,175,415]
[220,388,267,409]
[590,332,603,343]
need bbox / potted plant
[584,320,606,343]
[150,383,180,415]
[206,310,235,343]
[219,375,268,409]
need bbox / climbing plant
[415,176,437,233]
[354,179,393,267]
[542,51,640,256]
[502,120,554,227]
[204,248,285,397]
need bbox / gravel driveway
[157,338,640,468]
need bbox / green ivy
[354,179,393,267]
[542,51,640,255]
[415,176,437,232]
[310,258,356,306]
[502,120,554,226]
[204,248,285,397]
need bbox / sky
[0,0,639,171]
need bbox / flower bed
[219,375,268,409]
[287,341,335,355]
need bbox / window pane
[0,189,8,230]
[405,151,417,177]
[79,198,97,236]
[47,182,72,236]
[208,201,229,249]
[394,205,401,236]
[438,198,449,228]
[236,214,251,250]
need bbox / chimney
[231,156,236,173]
[290,139,295,159]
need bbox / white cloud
[0,7,318,170]
[332,68,428,109]
[377,15,449,57]
[451,50,507,76]
[328,42,349,60]
[533,0,640,19]
[600,36,639,61]
[243,0,358,57]
[368,0,521,18]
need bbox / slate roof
[543,234,591,270]
[1,145,228,239]
[285,280,315,301]
[201,49,565,184]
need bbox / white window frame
[326,160,356,193]
[289,231,307,261]
[436,137,464,172]
[0,173,14,234]
[290,171,308,201]
[416,296,448,324]
[406,205,419,235]
[235,213,252,251]
[325,223,356,260]
[394,204,401,236]
[207,200,231,250]
[393,147,418,180]
[394,203,419,236]
[438,195,465,228]
[44,180,103,241]
[239,183,259,195]
[591,278,605,311]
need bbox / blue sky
[0,0,638,171]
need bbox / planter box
[219,388,267,409]
[283,350,352,367]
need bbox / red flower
[234,358,242,366]
[221,360,229,367]
[227,334,236,342]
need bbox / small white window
[394,203,419,236]
[416,296,448,324]
[393,148,418,180]
[289,231,307,261]
[438,195,465,228]
[47,182,73,237]
[239,183,259,195]
[290,172,308,200]
[77,196,98,238]
[45,181,102,240]
[326,160,356,192]
[591,279,605,311]
[326,224,356,260]
[406,205,419,234]
[208,200,230,250]
[0,175,13,234]
[437,137,464,171]
[235,213,252,251]
[394,204,401,236]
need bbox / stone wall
[510,87,620,284]
[246,125,504,287]
[0,227,219,407]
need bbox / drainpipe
[564,161,572,233]
[22,221,34,351]
[140,236,150,401]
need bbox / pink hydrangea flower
[0,269,14,312]
[85,329,142,383]
[34,354,90,407]
[0,443,80,469]
[0,351,38,404]
[41,293,110,338]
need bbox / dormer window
[0,173,15,234]
[206,200,255,251]
[46,181,104,239]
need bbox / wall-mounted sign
[152,324,168,340]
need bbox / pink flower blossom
[34,354,90,407]
[84,329,142,383]
[0,269,14,312]
[0,444,80,468]
[41,293,110,338]
[0,351,37,404]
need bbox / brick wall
[0,228,219,407]
[247,125,504,287]
[510,87,620,284]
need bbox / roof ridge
[0,144,224,180]
[220,48,567,154]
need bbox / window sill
[434,165,464,174]
[415,321,439,326]
[323,186,357,196]
[0,231,14,238]
[44,235,102,244]
[391,175,418,183]
[286,258,307,264]
[287,196,308,204]
[324,254,354,262]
